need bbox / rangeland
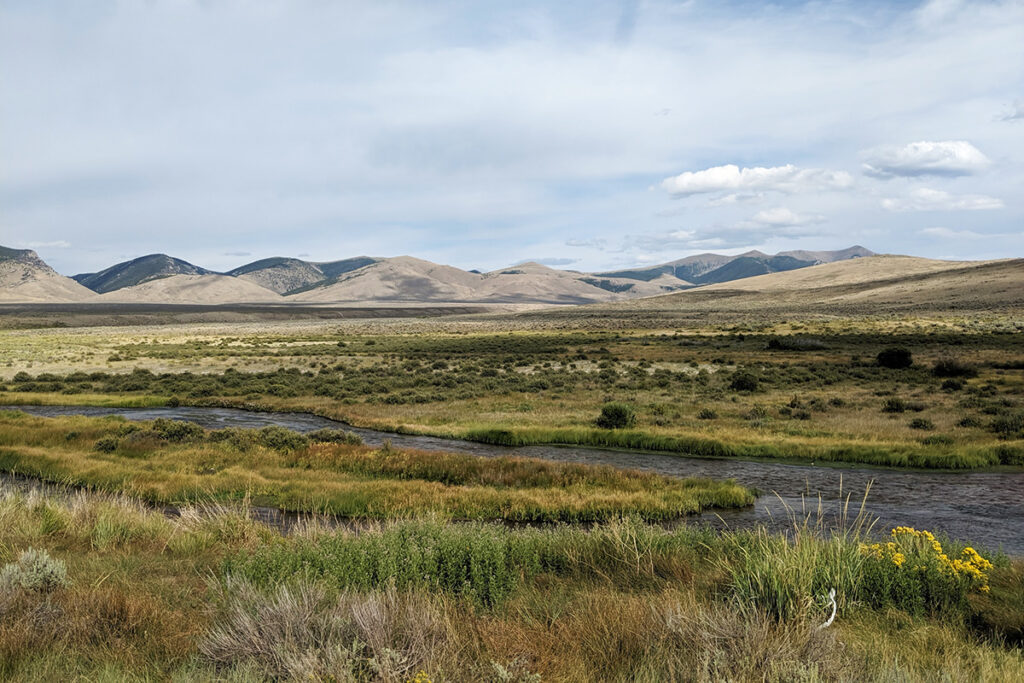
[0,256,1021,680]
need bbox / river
[5,404,1023,553]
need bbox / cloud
[746,207,825,227]
[919,227,986,239]
[528,257,578,266]
[882,188,1004,212]
[660,164,853,198]
[1000,99,1024,122]
[862,141,990,178]
[222,251,252,257]
[18,240,71,249]
[565,238,607,249]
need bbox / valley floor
[0,307,1021,680]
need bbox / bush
[932,359,978,379]
[697,408,718,420]
[729,372,759,392]
[908,418,934,431]
[989,414,1024,439]
[0,548,70,594]
[308,428,364,446]
[93,435,120,452]
[595,402,637,430]
[255,426,310,453]
[151,418,205,443]
[882,398,906,414]
[877,348,913,369]
[941,378,964,392]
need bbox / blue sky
[1,0,1021,275]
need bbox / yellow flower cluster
[861,540,906,567]
[877,527,994,593]
[407,672,433,683]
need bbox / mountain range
[1,245,876,305]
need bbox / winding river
[6,404,1023,553]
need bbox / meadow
[1,483,1021,681]
[1,313,1021,470]
[1,310,1022,680]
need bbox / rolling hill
[97,274,283,304]
[73,254,213,293]
[0,247,97,303]
[596,246,873,285]
[625,255,1024,313]
[227,256,379,295]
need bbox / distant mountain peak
[73,253,212,293]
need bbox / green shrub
[255,426,310,453]
[93,435,120,452]
[729,372,759,392]
[908,418,934,431]
[932,359,978,378]
[151,418,205,443]
[882,398,906,414]
[697,408,718,420]
[0,548,70,594]
[989,414,1024,439]
[877,348,913,369]
[308,428,364,446]
[595,402,637,430]
[941,378,964,392]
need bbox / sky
[1,0,1022,276]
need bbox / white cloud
[565,238,607,249]
[919,227,986,239]
[1000,99,1024,122]
[660,164,853,198]
[862,141,991,178]
[529,257,578,266]
[18,240,71,249]
[747,207,825,227]
[882,188,1004,212]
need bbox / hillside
[0,247,97,303]
[627,255,1023,313]
[596,246,873,285]
[97,274,283,304]
[291,256,483,303]
[290,257,692,304]
[74,254,212,293]
[228,256,379,294]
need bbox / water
[6,404,1023,553]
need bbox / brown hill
[629,255,1023,313]
[0,248,97,303]
[98,274,283,304]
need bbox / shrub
[791,410,812,421]
[308,428,364,446]
[958,416,983,428]
[877,348,913,369]
[941,378,964,392]
[255,426,310,453]
[860,528,992,617]
[932,359,978,379]
[0,548,70,594]
[766,337,827,351]
[151,418,205,443]
[93,435,120,452]
[596,402,637,429]
[697,408,718,420]
[729,372,759,392]
[882,398,906,414]
[908,418,934,431]
[989,414,1024,439]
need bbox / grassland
[0,411,752,523]
[1,483,1021,681]
[0,306,1022,679]
[1,313,1021,470]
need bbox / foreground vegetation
[2,315,1021,469]
[0,484,1021,681]
[0,411,752,522]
